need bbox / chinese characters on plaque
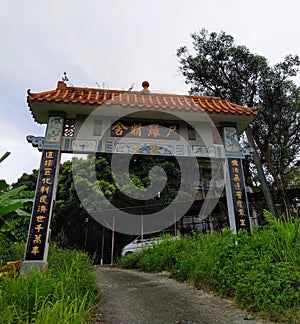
[228,158,251,232]
[111,121,180,140]
[24,150,59,260]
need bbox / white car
[121,236,161,257]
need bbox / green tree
[11,169,38,191]
[52,156,117,247]
[253,66,300,190]
[116,154,181,205]
[177,29,300,215]
[52,154,183,248]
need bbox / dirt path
[93,266,273,324]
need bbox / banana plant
[0,152,10,164]
[0,181,31,234]
[0,152,32,239]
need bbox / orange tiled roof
[27,81,258,116]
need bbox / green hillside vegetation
[118,211,300,323]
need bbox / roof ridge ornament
[141,80,150,94]
[57,81,67,90]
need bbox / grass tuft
[0,245,100,323]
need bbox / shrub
[115,251,142,269]
[137,235,184,273]
[235,262,300,322]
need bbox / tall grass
[0,246,100,323]
[263,210,300,267]
[0,236,25,266]
[118,211,300,323]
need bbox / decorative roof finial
[141,81,150,94]
[62,72,69,82]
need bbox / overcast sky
[1,0,300,184]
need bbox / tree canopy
[177,29,300,211]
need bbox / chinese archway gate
[21,80,258,273]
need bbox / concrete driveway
[93,266,273,324]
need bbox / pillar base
[20,260,48,276]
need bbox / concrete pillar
[222,124,251,233]
[21,116,64,274]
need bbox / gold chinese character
[35,224,44,233]
[233,174,240,182]
[44,159,53,167]
[42,178,52,185]
[112,122,128,136]
[165,125,177,138]
[36,215,46,222]
[236,191,243,199]
[130,123,143,136]
[37,205,47,213]
[240,219,246,227]
[40,186,50,194]
[148,124,160,138]
[237,200,243,208]
[44,168,52,176]
[45,151,54,159]
[231,159,239,167]
[234,182,241,190]
[232,167,239,173]
[31,246,40,255]
[39,195,48,204]
[33,235,42,244]
[238,208,245,217]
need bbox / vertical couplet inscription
[24,150,59,260]
[228,158,251,232]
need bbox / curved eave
[27,81,258,134]
[28,100,257,135]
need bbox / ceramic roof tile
[27,81,258,117]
